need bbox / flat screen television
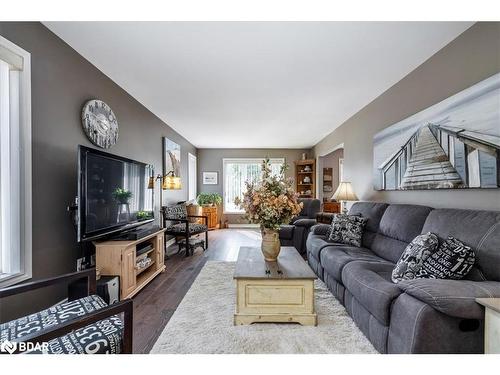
[77,145,154,242]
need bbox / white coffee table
[233,246,317,326]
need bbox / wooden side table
[201,205,219,230]
[476,298,500,353]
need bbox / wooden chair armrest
[11,298,134,354]
[164,217,189,223]
[0,269,96,298]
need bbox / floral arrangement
[234,158,303,230]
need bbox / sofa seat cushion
[320,245,388,282]
[342,261,402,325]
[0,295,123,354]
[279,225,294,240]
[397,279,500,319]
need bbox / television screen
[78,146,154,241]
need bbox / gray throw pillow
[391,232,439,283]
[416,236,476,280]
[328,213,367,247]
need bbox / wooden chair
[162,203,209,257]
[0,269,133,354]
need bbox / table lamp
[332,181,358,214]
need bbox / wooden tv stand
[95,228,166,300]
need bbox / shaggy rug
[151,261,377,354]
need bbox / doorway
[318,147,344,211]
[188,153,197,201]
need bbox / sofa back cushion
[371,204,433,263]
[421,209,500,281]
[348,202,388,248]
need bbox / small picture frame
[202,171,218,185]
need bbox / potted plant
[235,158,303,261]
[196,192,222,207]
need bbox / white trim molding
[0,35,32,288]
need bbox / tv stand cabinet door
[122,247,137,298]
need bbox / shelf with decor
[295,159,316,199]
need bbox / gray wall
[0,22,196,322]
[313,22,500,211]
[197,148,310,223]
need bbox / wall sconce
[148,171,182,191]
[162,171,182,190]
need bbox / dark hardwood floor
[131,229,261,353]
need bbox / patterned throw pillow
[416,236,476,280]
[328,214,367,247]
[391,232,439,283]
[164,203,187,220]
[328,214,347,242]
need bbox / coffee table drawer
[247,284,304,306]
[235,279,316,325]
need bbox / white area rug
[151,261,377,354]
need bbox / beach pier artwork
[374,73,500,191]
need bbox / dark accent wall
[313,22,500,210]
[197,148,311,224]
[0,22,196,322]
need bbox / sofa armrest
[397,279,500,320]
[310,223,331,237]
[293,218,317,229]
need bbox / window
[223,158,285,213]
[0,36,32,287]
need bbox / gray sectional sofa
[306,201,500,353]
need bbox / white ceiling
[44,22,472,149]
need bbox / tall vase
[261,228,281,261]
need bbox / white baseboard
[166,238,176,248]
[227,223,260,229]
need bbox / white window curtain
[223,158,285,213]
[0,35,32,287]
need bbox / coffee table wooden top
[234,246,317,280]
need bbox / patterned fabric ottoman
[0,295,123,354]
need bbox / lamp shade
[163,175,182,190]
[332,182,358,202]
[147,176,155,189]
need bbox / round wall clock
[81,99,119,149]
